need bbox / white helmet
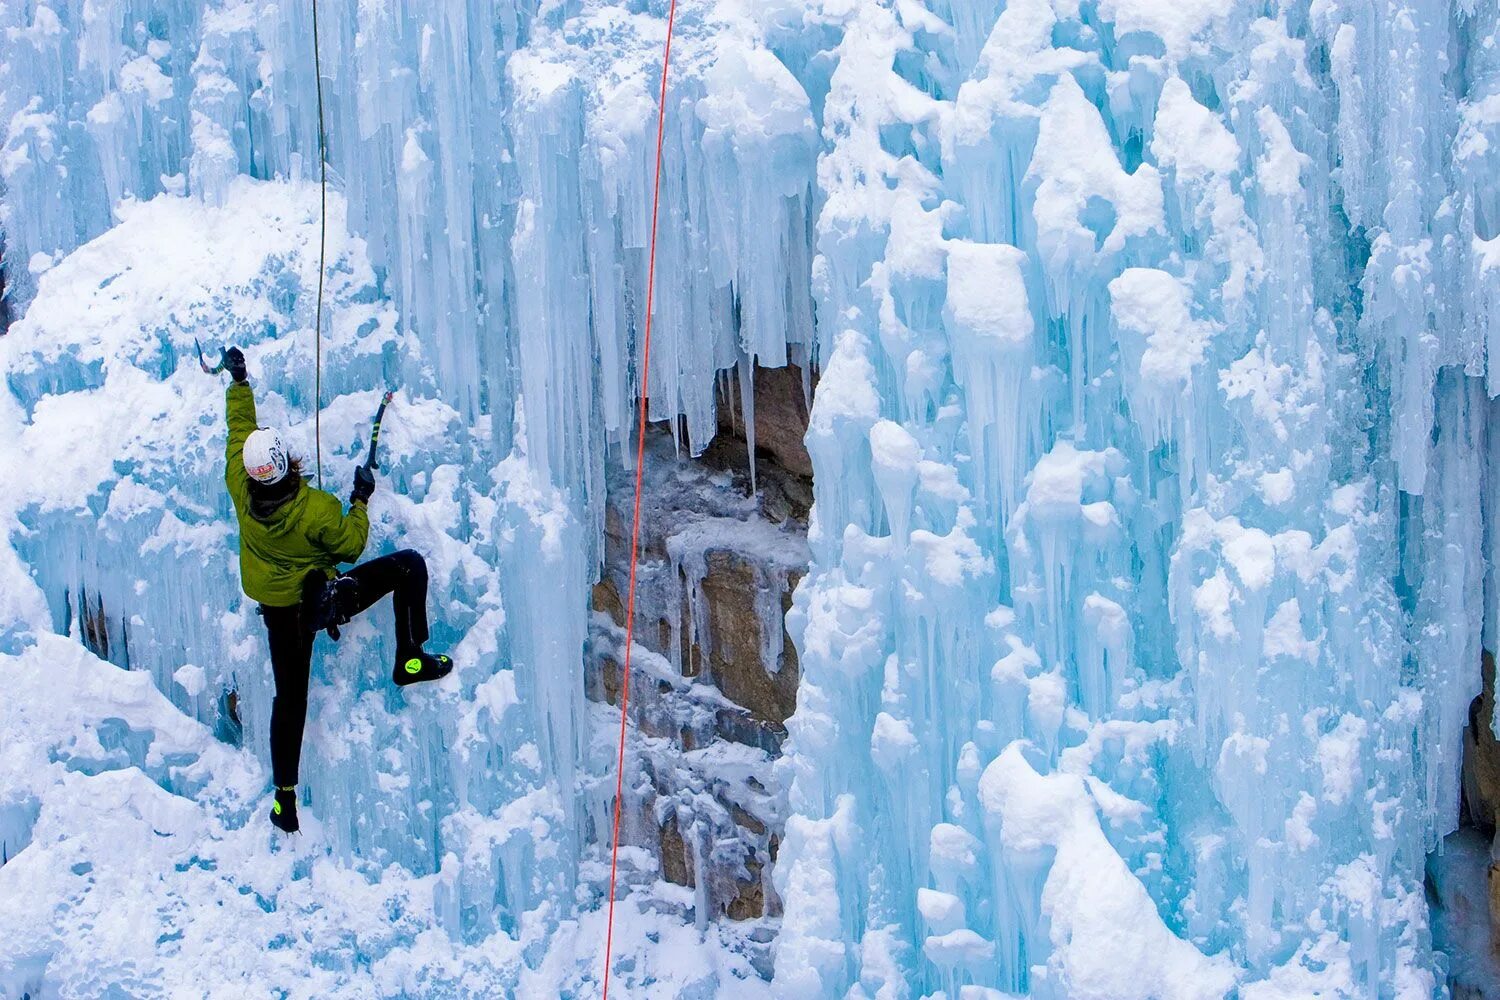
[243,428,289,484]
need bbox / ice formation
[3,0,1500,997]
[775,2,1500,997]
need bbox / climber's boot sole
[394,653,453,687]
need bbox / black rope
[311,0,327,489]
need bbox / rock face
[587,376,811,924]
[1431,826,1500,1000]
[716,363,815,480]
[1463,654,1500,830]
[1462,652,1500,953]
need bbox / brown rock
[731,804,767,837]
[661,815,695,888]
[698,550,801,727]
[1464,652,1500,831]
[717,363,815,478]
[593,580,626,628]
[726,857,765,921]
[1461,651,1500,955]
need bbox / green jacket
[226,381,369,607]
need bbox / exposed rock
[1463,653,1500,831]
[586,427,809,921]
[660,814,693,888]
[698,550,799,727]
[716,362,815,479]
[1458,651,1500,960]
[1430,826,1500,999]
[725,857,765,921]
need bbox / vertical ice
[775,1,1500,997]
[5,0,1500,995]
[0,0,817,993]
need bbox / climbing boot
[270,786,299,834]
[394,651,452,687]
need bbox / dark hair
[246,453,305,520]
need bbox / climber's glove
[350,464,376,506]
[223,346,248,384]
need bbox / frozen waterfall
[3,0,1500,998]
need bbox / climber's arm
[311,491,370,565]
[225,380,257,513]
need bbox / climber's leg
[337,549,450,686]
[262,603,312,833]
[337,549,431,652]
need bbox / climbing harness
[602,1,678,995]
[300,569,355,641]
[310,0,329,489]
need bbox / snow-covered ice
[4,0,1500,997]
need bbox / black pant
[261,549,431,787]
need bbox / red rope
[602,2,678,996]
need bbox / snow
[1254,108,1312,199]
[0,635,766,997]
[1109,268,1212,386]
[1096,0,1231,61]
[1021,442,1118,513]
[1028,75,1164,262]
[5,0,1500,995]
[1151,78,1241,182]
[173,662,207,697]
[979,745,1237,998]
[944,241,1033,349]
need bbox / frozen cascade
[4,0,1500,997]
[0,0,819,529]
[775,1,1500,999]
[0,178,584,992]
[0,0,813,993]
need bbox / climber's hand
[351,464,376,505]
[223,346,248,384]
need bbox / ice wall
[775,1,1500,998]
[0,0,819,526]
[0,171,778,997]
[6,0,1500,996]
[0,177,561,986]
[0,0,817,994]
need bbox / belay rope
[195,5,392,493]
[310,0,329,489]
[602,0,679,995]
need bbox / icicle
[739,355,758,494]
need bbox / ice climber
[220,346,452,834]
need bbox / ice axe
[363,389,396,472]
[194,338,228,375]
